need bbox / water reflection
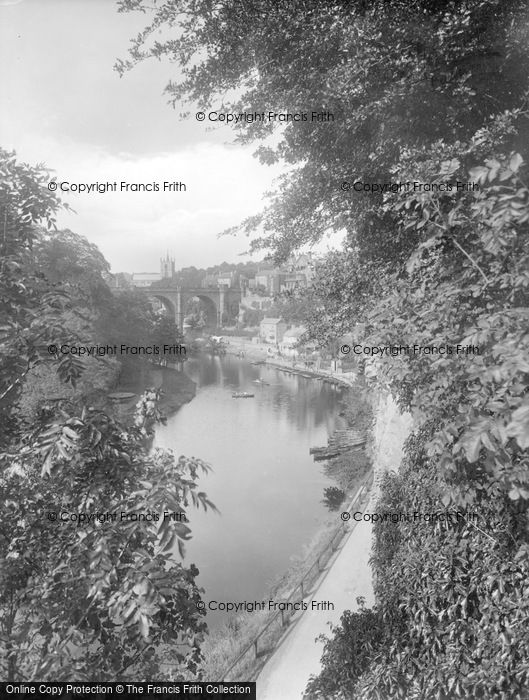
[154,354,345,627]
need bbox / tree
[152,314,184,348]
[32,228,111,306]
[115,2,529,693]
[116,0,529,263]
[0,150,78,445]
[1,391,214,680]
[0,150,214,680]
[241,308,262,327]
[97,287,157,351]
[305,144,529,697]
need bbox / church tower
[160,252,175,279]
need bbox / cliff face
[370,392,413,500]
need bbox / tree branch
[450,237,490,285]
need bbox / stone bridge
[142,284,242,330]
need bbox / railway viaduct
[142,284,242,330]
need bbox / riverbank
[109,359,196,419]
[224,336,357,388]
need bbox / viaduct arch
[144,285,242,331]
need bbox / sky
[0,0,341,274]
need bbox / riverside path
[255,394,412,699]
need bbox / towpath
[255,395,412,699]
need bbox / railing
[221,470,374,681]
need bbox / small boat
[252,379,269,385]
[232,392,255,398]
[108,392,136,403]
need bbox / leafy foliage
[32,228,111,307]
[1,392,214,680]
[0,150,77,444]
[305,139,529,697]
[151,315,184,350]
[309,430,529,698]
[104,0,529,691]
[0,151,214,681]
[116,0,529,262]
[322,486,346,512]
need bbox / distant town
[105,252,322,360]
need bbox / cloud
[2,2,344,275]
[29,137,284,272]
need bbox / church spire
[161,251,175,279]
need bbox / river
[153,353,347,628]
